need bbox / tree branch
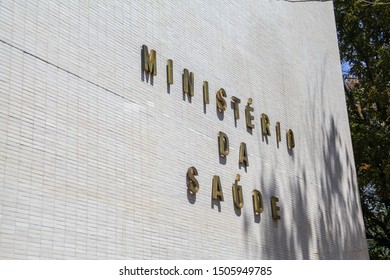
[359,0,390,6]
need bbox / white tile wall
[0,0,368,259]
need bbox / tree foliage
[334,0,390,259]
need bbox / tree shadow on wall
[258,118,364,259]
[246,54,367,259]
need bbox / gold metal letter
[186,166,199,194]
[261,113,271,136]
[212,175,224,201]
[271,196,281,220]
[167,59,173,84]
[216,88,227,112]
[231,96,241,120]
[239,142,249,167]
[232,174,244,209]
[218,131,229,157]
[142,45,157,76]
[287,129,295,149]
[203,81,209,105]
[253,190,264,215]
[276,122,281,144]
[183,69,194,97]
[245,98,255,129]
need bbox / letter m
[142,45,157,76]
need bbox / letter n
[183,69,194,97]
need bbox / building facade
[0,0,369,259]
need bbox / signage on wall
[142,44,296,221]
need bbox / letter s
[187,166,199,194]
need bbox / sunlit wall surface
[0,0,369,259]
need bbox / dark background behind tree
[333,0,390,259]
